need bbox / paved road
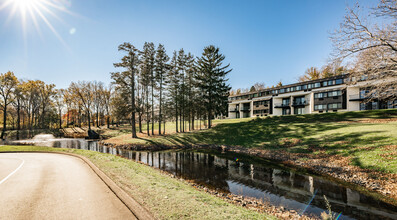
[0,153,136,220]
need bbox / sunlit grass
[105,109,397,173]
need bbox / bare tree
[331,0,397,101]
[70,81,94,131]
[0,71,18,139]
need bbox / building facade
[228,75,397,118]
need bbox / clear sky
[0,0,376,89]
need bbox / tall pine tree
[196,45,231,128]
[154,44,169,135]
[112,42,140,138]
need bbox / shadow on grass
[132,109,397,152]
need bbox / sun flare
[0,0,73,46]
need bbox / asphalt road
[0,153,136,220]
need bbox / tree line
[111,43,231,138]
[0,44,231,140]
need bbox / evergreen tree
[112,42,140,138]
[196,45,231,129]
[140,42,156,136]
[154,44,169,135]
[167,51,180,133]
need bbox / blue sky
[0,0,376,89]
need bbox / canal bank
[101,141,397,207]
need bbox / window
[314,104,327,110]
[282,98,290,106]
[328,103,342,109]
[302,85,307,90]
[388,100,397,109]
[360,90,369,99]
[335,79,343,85]
[308,84,313,89]
[323,81,328,87]
[314,92,327,99]
[315,82,321,88]
[286,87,290,92]
[282,108,291,115]
[294,107,304,115]
[280,89,285,93]
[296,86,301,91]
[328,90,342,97]
[328,80,334,86]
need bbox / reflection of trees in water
[119,150,397,220]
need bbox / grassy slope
[106,109,397,173]
[0,145,273,220]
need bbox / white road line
[0,158,25,185]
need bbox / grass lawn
[0,145,274,220]
[105,109,397,174]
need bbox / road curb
[0,151,156,220]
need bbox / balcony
[292,100,309,106]
[349,95,368,101]
[274,103,290,108]
[241,107,250,111]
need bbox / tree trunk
[151,71,154,136]
[1,104,7,140]
[159,80,162,135]
[107,116,110,129]
[175,98,178,133]
[146,88,150,136]
[163,120,166,135]
[139,113,142,133]
[16,103,20,140]
[66,108,69,127]
[207,109,212,129]
[59,109,62,129]
[96,108,99,127]
[87,111,91,131]
[131,64,137,138]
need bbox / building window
[328,80,334,86]
[328,90,342,97]
[302,85,307,90]
[328,103,342,109]
[360,89,369,99]
[282,108,291,115]
[282,98,290,106]
[314,92,328,99]
[314,104,327,111]
[286,87,290,92]
[280,89,284,93]
[323,81,328,87]
[296,86,301,91]
[388,100,397,109]
[294,107,305,115]
[315,82,321,88]
[335,79,343,85]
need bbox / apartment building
[228,74,397,118]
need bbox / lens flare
[0,0,75,47]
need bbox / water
[14,135,397,220]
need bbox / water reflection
[115,150,397,220]
[12,136,397,220]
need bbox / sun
[14,0,41,12]
[0,0,74,46]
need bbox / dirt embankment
[100,141,397,207]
